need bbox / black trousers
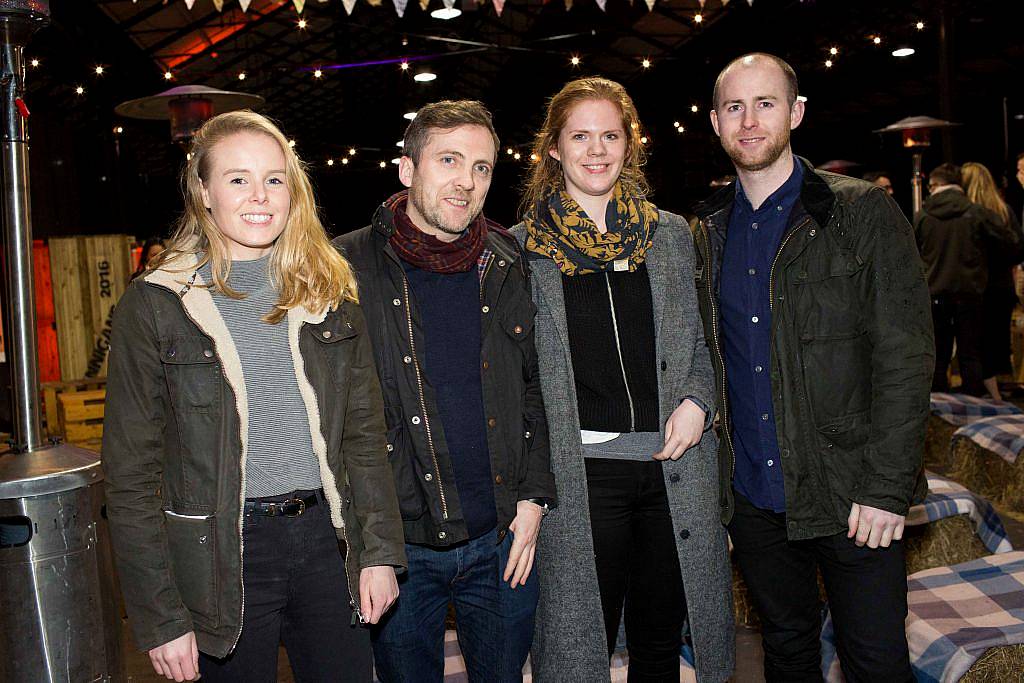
[932,293,986,395]
[199,491,372,683]
[729,491,913,683]
[585,458,687,682]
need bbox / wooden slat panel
[81,235,132,378]
[48,237,90,381]
[65,422,104,442]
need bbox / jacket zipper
[604,273,636,432]
[401,277,450,520]
[700,227,736,478]
[768,217,813,313]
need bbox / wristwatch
[525,497,550,517]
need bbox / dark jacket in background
[335,204,556,548]
[914,188,1017,296]
[102,253,406,657]
[693,159,934,540]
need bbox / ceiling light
[238,72,247,80]
[297,18,307,29]
[413,71,436,82]
[30,58,39,67]
[530,153,539,162]
[348,148,357,156]
[289,139,296,147]
[673,120,680,127]
[513,152,521,160]
[641,58,651,69]
[892,47,915,57]
[825,59,833,68]
[114,126,123,134]
[691,104,699,113]
[404,111,417,120]
[327,159,334,166]
[314,69,323,78]
[380,161,388,168]
[506,147,514,155]
[916,21,925,30]
[570,55,581,66]
[400,61,409,71]
[341,157,349,165]
[95,65,104,75]
[164,71,173,80]
[873,36,882,45]
[829,46,838,56]
[430,7,461,19]
[677,126,685,133]
[694,12,703,24]
[75,86,85,95]
[640,136,648,144]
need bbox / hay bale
[949,438,1024,512]
[959,644,1024,682]
[903,514,991,575]
[925,415,958,470]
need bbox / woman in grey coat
[511,77,734,682]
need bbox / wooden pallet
[41,377,107,442]
[58,388,106,449]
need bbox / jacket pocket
[799,330,872,427]
[384,407,427,521]
[163,510,219,628]
[816,410,871,511]
[160,335,220,414]
[311,316,359,391]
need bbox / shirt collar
[735,156,804,216]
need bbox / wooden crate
[49,235,133,380]
[41,377,107,440]
[34,239,61,382]
[58,388,106,448]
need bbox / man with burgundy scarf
[335,100,556,682]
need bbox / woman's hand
[148,631,199,681]
[359,565,399,624]
[653,399,706,461]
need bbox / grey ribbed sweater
[200,256,322,497]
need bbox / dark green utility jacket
[102,252,406,658]
[692,159,934,540]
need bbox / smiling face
[200,131,290,260]
[550,98,626,208]
[398,124,495,242]
[711,57,804,173]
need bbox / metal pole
[911,152,924,216]
[0,6,50,452]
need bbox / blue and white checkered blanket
[907,471,1014,554]
[930,392,1022,426]
[952,414,1024,464]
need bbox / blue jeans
[371,530,538,682]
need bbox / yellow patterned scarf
[523,182,659,276]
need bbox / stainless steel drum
[0,443,124,682]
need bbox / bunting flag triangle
[595,0,607,10]
[393,0,409,15]
[443,0,456,7]
[698,0,705,7]
[293,0,306,13]
[419,0,429,10]
[493,0,505,14]
[564,0,572,9]
[645,0,655,9]
[342,0,357,13]
[239,0,252,10]
[184,0,196,9]
[721,0,730,5]
[366,0,382,6]
[212,0,224,10]
[747,0,754,4]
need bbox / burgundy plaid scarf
[386,190,488,274]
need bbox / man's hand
[503,500,544,588]
[653,399,706,461]
[148,631,199,681]
[847,503,906,548]
[359,565,399,624]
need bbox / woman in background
[963,161,1023,400]
[130,237,166,281]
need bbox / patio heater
[115,84,264,146]
[874,115,959,215]
[0,1,124,680]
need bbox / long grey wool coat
[511,210,735,682]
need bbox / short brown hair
[402,100,499,163]
[712,53,799,111]
[929,162,962,188]
[521,77,649,216]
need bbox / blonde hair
[962,162,1010,225]
[155,110,357,323]
[521,77,649,216]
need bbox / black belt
[244,490,320,517]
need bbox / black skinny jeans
[199,490,372,683]
[729,490,913,683]
[585,458,687,682]
[932,293,986,395]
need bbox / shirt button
[751,222,759,230]
[482,305,490,313]
[748,268,756,276]
[322,331,332,339]
[777,205,784,212]
[755,365,763,373]
[403,355,412,364]
[392,298,401,306]
[411,416,421,425]
[761,413,769,421]
[482,360,489,370]
[514,325,523,334]
[488,417,497,428]
[767,459,774,467]
[494,474,503,485]
[751,316,759,323]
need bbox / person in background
[916,162,1015,396]
[962,161,1024,399]
[694,53,932,681]
[514,77,734,682]
[130,237,166,281]
[862,171,894,196]
[103,111,405,683]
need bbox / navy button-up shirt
[720,159,803,513]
